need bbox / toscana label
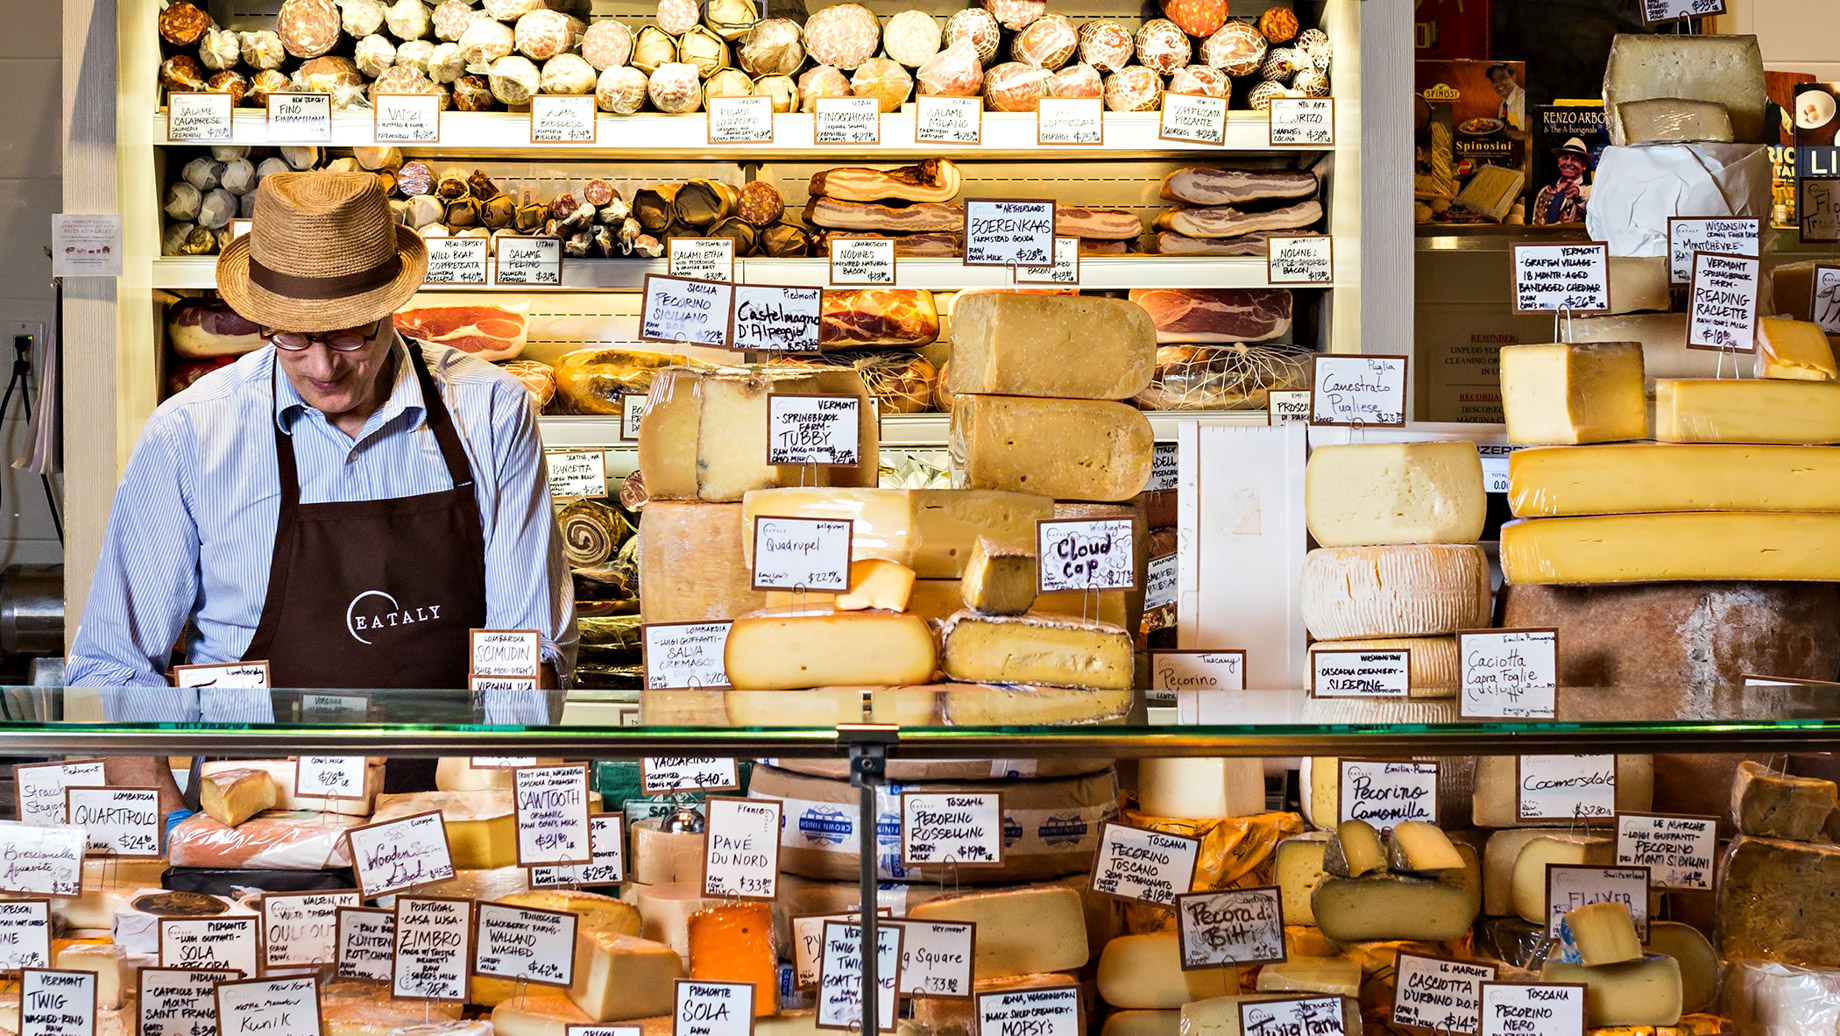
[1089,822,1201,906]
[901,792,1003,867]
[1148,651,1246,700]
[1479,982,1585,1036]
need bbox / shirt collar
[272,332,426,436]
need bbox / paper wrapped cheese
[1584,143,1773,258]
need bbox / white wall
[0,0,65,569]
[1713,0,1840,80]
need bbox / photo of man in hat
[1533,137,1593,226]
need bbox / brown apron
[243,341,488,691]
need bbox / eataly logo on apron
[346,589,445,644]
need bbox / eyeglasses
[260,319,386,352]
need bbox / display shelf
[536,409,1273,449]
[153,109,1325,160]
[151,255,1314,292]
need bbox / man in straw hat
[68,172,576,695]
[1533,137,1593,226]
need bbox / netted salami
[161,2,214,46]
[804,4,880,71]
[1075,21,1132,73]
[1293,67,1329,97]
[431,1,481,41]
[657,0,699,35]
[1259,7,1300,44]
[1201,21,1266,77]
[1260,47,1306,81]
[1103,65,1161,112]
[1011,14,1075,70]
[1168,64,1228,99]
[427,41,466,81]
[384,0,433,40]
[596,65,649,112]
[542,53,598,93]
[338,0,387,37]
[1134,19,1189,75]
[277,0,342,59]
[453,73,496,110]
[934,10,995,68]
[354,34,398,78]
[198,29,241,73]
[977,0,1042,31]
[851,57,913,112]
[1159,0,1227,39]
[1244,79,1290,110]
[516,10,584,61]
[738,181,785,226]
[983,61,1049,112]
[1048,62,1101,98]
[370,65,441,105]
[754,74,797,112]
[487,54,542,104]
[482,0,542,18]
[459,18,515,68]
[882,11,941,69]
[582,20,635,70]
[292,55,362,94]
[738,18,803,77]
[916,39,983,96]
[797,65,852,110]
[704,0,760,42]
[647,62,703,113]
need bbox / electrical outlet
[1,322,45,354]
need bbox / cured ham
[804,197,966,233]
[808,158,962,205]
[1158,167,1320,207]
[394,304,529,361]
[821,288,940,348]
[1126,287,1293,344]
[1151,199,1323,239]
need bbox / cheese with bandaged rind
[938,610,1134,690]
[723,607,937,689]
[741,487,1054,579]
[1304,442,1486,546]
[1603,34,1765,144]
[1299,544,1491,640]
[945,293,1156,400]
[1502,512,1840,583]
[949,394,1154,502]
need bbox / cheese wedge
[1136,758,1264,819]
[52,941,125,1009]
[631,882,716,963]
[1510,834,1614,924]
[1385,821,1465,874]
[741,488,1053,579]
[938,611,1133,691]
[834,559,916,612]
[1252,958,1361,998]
[1304,441,1486,546]
[1614,98,1735,144]
[1603,34,1766,145]
[566,932,682,1021]
[1656,378,1840,444]
[1732,760,1837,840]
[907,887,1089,978]
[200,768,278,827]
[723,607,937,690]
[1508,443,1840,516]
[1096,933,1231,1008]
[687,902,778,1016]
[1501,512,1840,583]
[959,538,1037,615]
[1273,833,1331,927]
[1323,820,1385,878]
[1500,342,1647,445]
[950,394,1154,502]
[1759,317,1839,381]
[1564,901,1643,966]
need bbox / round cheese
[1300,544,1491,640]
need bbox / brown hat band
[248,253,403,300]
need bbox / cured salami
[248,68,293,107]
[1048,63,1101,99]
[515,10,584,61]
[1011,14,1076,70]
[397,38,437,73]
[1133,19,1190,75]
[339,0,387,37]
[1245,80,1290,110]
[207,71,250,108]
[804,4,881,71]
[883,11,941,69]
[369,65,441,107]
[915,40,983,97]
[982,62,1049,112]
[1168,65,1229,99]
[797,65,852,110]
[755,74,798,112]
[943,8,1001,65]
[482,0,543,18]
[1103,66,1162,112]
[647,62,703,113]
[737,181,786,226]
[631,26,678,73]
[199,28,243,71]
[1076,20,1133,73]
[1159,0,1228,39]
[739,19,804,77]
[542,53,598,94]
[596,65,650,112]
[291,55,362,95]
[486,55,541,105]
[431,1,481,41]
[427,42,466,82]
[395,305,529,361]
[454,74,496,110]
[582,20,635,70]
[161,55,209,94]
[240,29,287,70]
[383,0,433,40]
[976,0,1043,32]
[160,2,214,46]
[502,360,557,410]
[1201,21,1266,77]
[657,0,699,35]
[1259,7,1300,44]
[276,0,342,59]
[354,34,398,78]
[459,18,516,68]
[851,58,913,113]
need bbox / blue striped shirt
[67,336,578,689]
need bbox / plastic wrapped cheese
[1584,143,1774,258]
[917,40,984,97]
[167,811,363,869]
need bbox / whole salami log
[542,53,598,94]
[675,180,739,228]
[916,40,984,97]
[804,3,880,71]
[1159,167,1319,207]
[1103,67,1162,112]
[582,20,635,70]
[1152,198,1323,239]
[739,18,803,76]
[977,0,1043,31]
[1127,288,1293,344]
[502,359,557,410]
[516,10,585,61]
[1155,230,1276,256]
[161,2,214,46]
[943,9,1001,64]
[1169,65,1230,99]
[798,65,853,110]
[1076,21,1133,73]
[276,0,342,59]
[821,289,940,348]
[1159,0,1228,39]
[852,59,913,112]
[1011,15,1076,70]
[648,63,702,113]
[808,158,961,204]
[883,11,941,69]
[754,75,797,112]
[759,221,813,257]
[707,217,758,255]
[1056,206,1141,240]
[737,181,786,226]
[1133,19,1190,75]
[162,56,209,94]
[1202,21,1267,77]
[1049,64,1102,99]
[597,66,649,113]
[432,1,480,41]
[983,63,1049,113]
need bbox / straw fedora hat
[217,171,427,333]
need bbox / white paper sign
[531,94,596,143]
[475,903,577,987]
[1267,389,1312,425]
[174,663,269,688]
[1642,0,1727,24]
[138,968,233,1036]
[915,96,980,144]
[1312,649,1410,699]
[622,394,646,441]
[1480,982,1585,1036]
[1144,553,1178,612]
[50,214,124,278]
[1037,518,1134,592]
[546,450,609,501]
[792,912,875,990]
[733,285,823,352]
[335,907,394,981]
[1090,823,1200,905]
[1148,443,1178,491]
[978,987,1079,1036]
[1149,652,1245,699]
[1668,217,1760,284]
[66,788,161,857]
[160,917,258,977]
[767,395,861,466]
[346,812,457,898]
[513,765,593,866]
[424,237,489,285]
[669,238,735,283]
[1174,887,1285,968]
[1014,236,1079,285]
[1616,813,1717,891]
[1460,629,1558,719]
[674,981,754,1036]
[1311,355,1407,426]
[474,629,542,678]
[267,93,331,143]
[751,517,853,592]
[1513,243,1611,313]
[167,93,233,142]
[708,96,774,143]
[1239,998,1345,1036]
[644,622,732,690]
[1814,264,1840,334]
[530,815,626,887]
[896,921,974,1000]
[817,921,901,1033]
[263,891,359,970]
[0,824,85,896]
[1037,98,1102,145]
[642,758,740,795]
[702,798,782,900]
[373,94,440,143]
[393,897,472,1001]
[641,275,734,347]
[214,978,318,1036]
[1160,93,1228,145]
[1338,760,1438,829]
[1546,865,1650,940]
[815,97,880,145]
[1688,251,1761,351]
[1267,235,1334,284]
[22,969,95,1036]
[1518,754,1617,821]
[496,236,562,286]
[14,762,105,826]
[829,239,895,285]
[902,793,1003,867]
[1269,97,1335,146]
[0,900,51,970]
[572,1027,642,1036]
[1391,954,1496,1035]
[964,199,1055,267]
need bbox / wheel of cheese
[1300,544,1490,641]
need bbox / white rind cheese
[1299,544,1492,640]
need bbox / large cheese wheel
[1297,698,1475,831]
[1300,544,1491,641]
[637,501,768,624]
